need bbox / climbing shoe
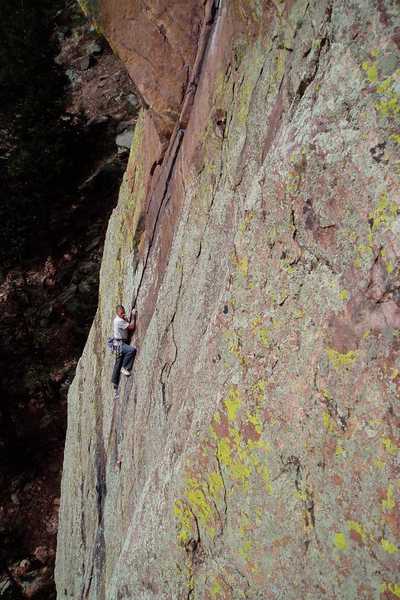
[121,367,131,377]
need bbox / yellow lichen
[225,331,243,360]
[232,251,249,275]
[369,190,398,231]
[184,473,215,540]
[252,316,271,347]
[326,348,359,371]
[174,500,195,544]
[334,532,347,551]
[224,387,242,421]
[335,440,345,456]
[210,576,222,599]
[388,583,400,598]
[207,471,224,503]
[238,212,254,237]
[381,539,399,556]
[362,60,378,84]
[346,520,367,540]
[382,483,395,510]
[382,438,399,453]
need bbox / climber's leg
[121,344,136,371]
[111,354,123,385]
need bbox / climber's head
[116,304,125,319]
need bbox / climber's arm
[127,308,137,331]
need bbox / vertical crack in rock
[290,207,298,246]
[79,324,108,599]
[132,128,185,310]
[94,451,107,571]
[81,445,107,600]
[270,453,301,485]
[179,0,217,129]
[294,1,333,105]
[184,510,201,600]
[303,473,317,554]
[316,387,350,433]
[296,32,329,101]
[133,1,220,313]
[215,451,228,524]
[261,74,286,163]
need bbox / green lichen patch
[362,60,378,84]
[326,348,359,371]
[334,532,347,551]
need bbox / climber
[111,304,137,388]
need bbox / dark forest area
[0,0,135,595]
[0,0,85,269]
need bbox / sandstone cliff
[56,1,400,598]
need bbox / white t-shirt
[113,316,130,341]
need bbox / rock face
[56,1,400,598]
[79,0,204,141]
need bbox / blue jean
[111,344,136,386]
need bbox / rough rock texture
[79,0,204,141]
[56,1,400,598]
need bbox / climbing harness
[113,339,123,357]
[107,336,122,357]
